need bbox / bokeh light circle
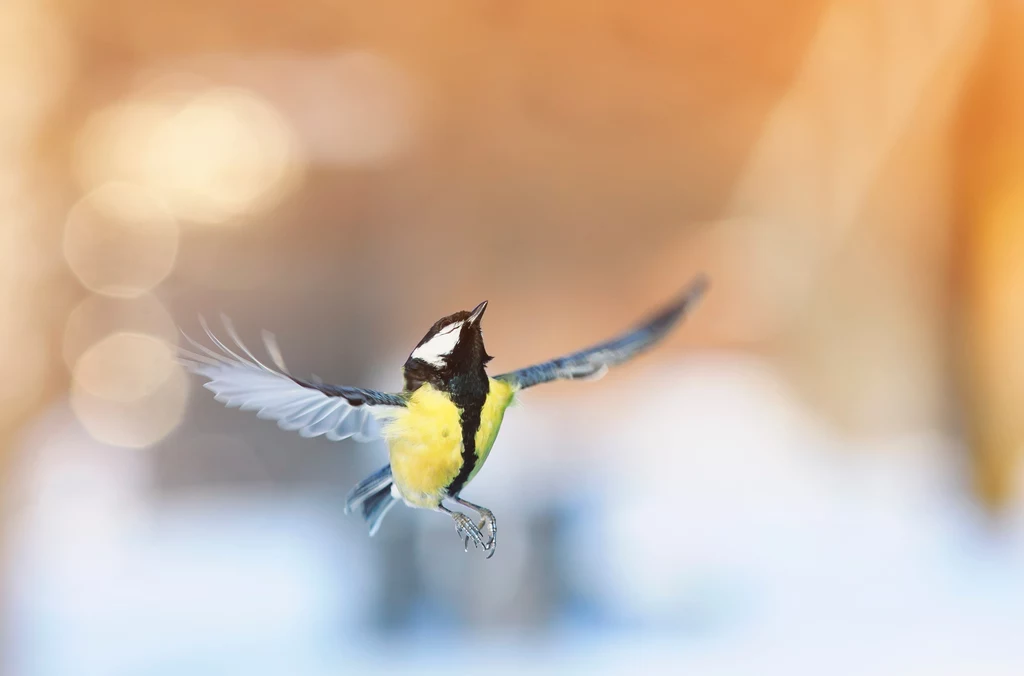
[72,332,175,403]
[64,183,179,298]
[63,293,179,371]
[74,85,305,225]
[70,332,188,448]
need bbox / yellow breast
[381,379,516,508]
[469,378,515,483]
[382,384,464,508]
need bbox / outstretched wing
[179,316,405,442]
[495,275,708,390]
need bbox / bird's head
[404,300,492,384]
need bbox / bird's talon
[476,509,497,555]
[448,503,496,557]
[451,511,486,552]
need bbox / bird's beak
[468,300,488,325]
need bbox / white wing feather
[179,317,404,443]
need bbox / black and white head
[403,301,492,390]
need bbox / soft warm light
[0,319,49,425]
[0,0,71,151]
[63,293,179,371]
[70,369,189,449]
[74,85,305,225]
[0,190,53,427]
[0,0,69,427]
[64,183,179,298]
[70,332,188,448]
[73,332,176,403]
[974,179,1024,417]
[298,51,418,166]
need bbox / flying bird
[179,275,708,558]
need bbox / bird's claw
[479,509,497,559]
[451,510,497,557]
[445,500,497,558]
[463,520,486,551]
[452,512,487,552]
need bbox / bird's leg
[452,496,497,559]
[437,504,486,552]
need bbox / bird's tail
[344,464,398,536]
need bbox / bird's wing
[495,275,708,390]
[179,316,405,443]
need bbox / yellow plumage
[383,378,516,508]
[182,277,708,553]
[470,378,515,483]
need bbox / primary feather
[178,316,406,443]
[495,274,708,390]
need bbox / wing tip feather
[495,273,709,390]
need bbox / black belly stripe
[444,372,488,497]
[446,406,482,497]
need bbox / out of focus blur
[3,1,1024,674]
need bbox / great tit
[179,275,708,558]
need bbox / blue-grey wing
[179,316,405,443]
[495,275,708,390]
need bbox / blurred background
[2,0,1024,674]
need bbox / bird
[178,274,708,558]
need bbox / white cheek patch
[411,321,463,367]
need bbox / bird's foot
[451,511,487,552]
[454,498,497,559]
[464,510,496,559]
